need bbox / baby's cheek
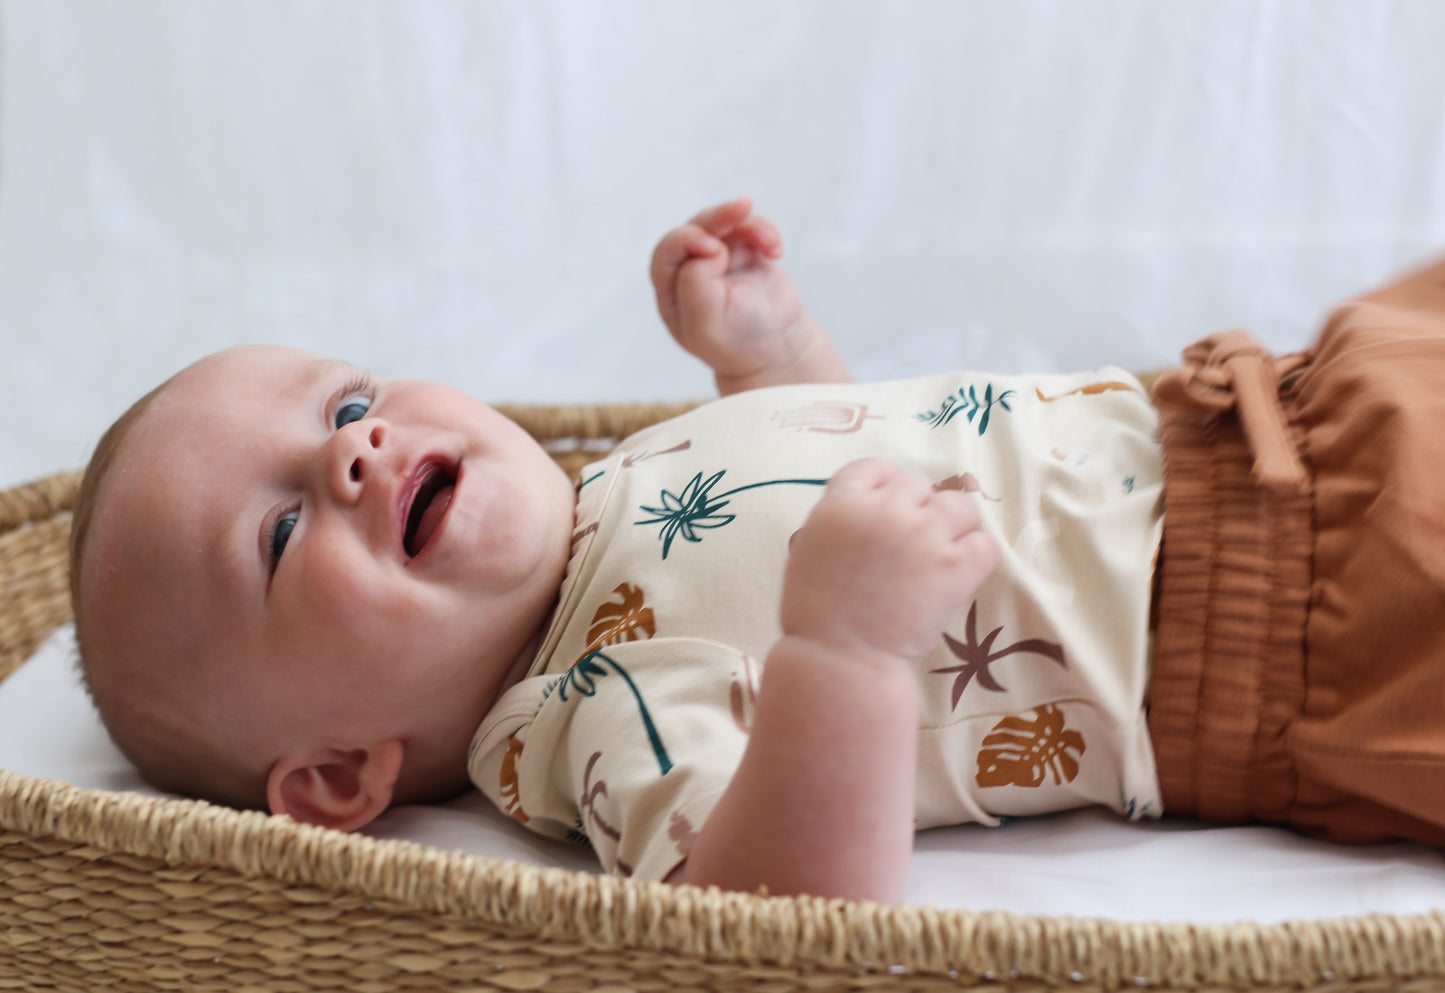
[295,544,390,628]
[314,562,430,644]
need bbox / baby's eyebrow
[267,358,363,415]
[285,358,344,399]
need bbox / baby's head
[69,345,577,830]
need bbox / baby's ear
[265,740,405,832]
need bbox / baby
[70,199,1445,903]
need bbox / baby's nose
[328,420,389,501]
[348,423,387,482]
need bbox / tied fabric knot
[1154,330,1309,496]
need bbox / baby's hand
[781,459,1000,665]
[650,198,809,384]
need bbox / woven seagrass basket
[3,400,1445,993]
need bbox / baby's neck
[496,614,550,698]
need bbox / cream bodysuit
[470,368,1164,881]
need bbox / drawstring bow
[1155,330,1309,495]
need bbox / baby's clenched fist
[780,459,1000,665]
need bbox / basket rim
[3,766,1444,988]
[0,469,82,531]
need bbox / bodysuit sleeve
[470,637,759,882]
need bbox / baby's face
[88,345,577,774]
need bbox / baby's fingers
[734,213,784,259]
[688,197,754,238]
[651,224,726,329]
[948,529,1001,601]
[652,225,723,281]
[954,526,999,570]
[826,458,900,493]
[922,486,986,538]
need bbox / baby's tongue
[413,485,454,553]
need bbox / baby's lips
[398,455,459,559]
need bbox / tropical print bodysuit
[469,367,1165,882]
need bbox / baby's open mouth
[403,461,457,558]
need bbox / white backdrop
[5,0,1445,488]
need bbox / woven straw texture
[3,399,1444,993]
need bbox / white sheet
[11,625,1444,924]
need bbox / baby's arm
[651,198,850,395]
[670,460,999,902]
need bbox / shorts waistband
[1149,331,1313,824]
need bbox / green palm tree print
[558,649,673,774]
[636,470,828,559]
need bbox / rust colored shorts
[1150,257,1445,845]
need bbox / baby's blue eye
[335,396,371,429]
[269,511,298,569]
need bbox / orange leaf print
[499,735,529,823]
[584,582,656,656]
[975,705,1086,789]
[1034,381,1138,403]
